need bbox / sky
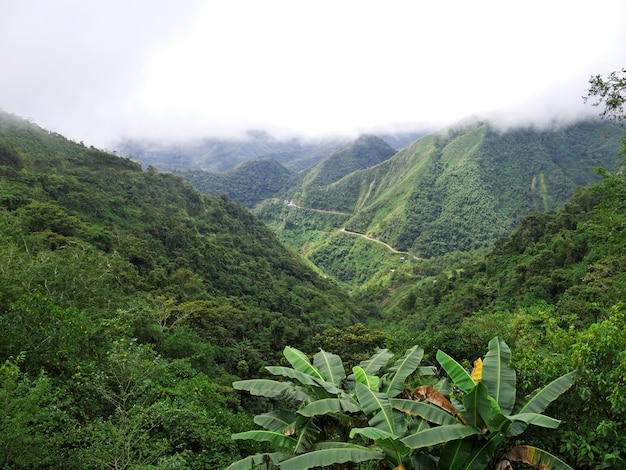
[0,0,624,147]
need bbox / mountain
[256,119,625,286]
[297,134,397,188]
[176,134,398,208]
[3,108,626,468]
[116,129,426,174]
[0,110,381,466]
[116,130,348,172]
[175,158,294,207]
[374,162,626,466]
[0,114,370,361]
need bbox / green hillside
[257,120,625,288]
[371,160,626,468]
[0,111,374,468]
[175,158,294,208]
[235,164,626,468]
[3,106,626,468]
[297,134,397,188]
[176,134,397,209]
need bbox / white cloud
[0,0,624,146]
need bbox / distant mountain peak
[299,135,397,189]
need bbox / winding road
[284,200,422,260]
[340,228,421,260]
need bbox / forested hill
[297,134,397,188]
[339,120,624,256]
[377,159,626,467]
[0,109,366,342]
[175,158,295,208]
[0,111,374,467]
[175,134,398,208]
[258,120,625,282]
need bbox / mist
[1,0,624,148]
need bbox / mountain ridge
[255,119,625,286]
[175,157,295,207]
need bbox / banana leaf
[401,423,480,449]
[391,398,460,425]
[313,349,346,387]
[278,442,384,470]
[482,337,516,415]
[436,350,475,393]
[384,345,425,398]
[283,346,324,380]
[505,445,575,469]
[298,397,361,417]
[353,365,380,391]
[516,371,577,415]
[458,432,505,470]
[231,430,297,449]
[254,411,297,432]
[225,452,292,470]
[233,379,312,404]
[356,382,399,435]
[507,413,561,429]
[264,366,341,395]
[293,417,321,453]
[358,348,394,375]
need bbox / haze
[1,0,624,147]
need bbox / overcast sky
[1,0,624,147]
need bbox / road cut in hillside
[340,228,422,260]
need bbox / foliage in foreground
[228,338,575,469]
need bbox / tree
[584,68,626,124]
[311,323,388,369]
[0,293,92,377]
[226,338,575,469]
[0,357,68,468]
[585,67,626,163]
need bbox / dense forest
[227,151,626,469]
[175,158,295,208]
[0,110,379,468]
[1,69,625,470]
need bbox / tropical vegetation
[0,110,373,468]
[255,119,624,276]
[0,68,625,469]
[228,338,575,469]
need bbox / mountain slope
[256,119,625,286]
[376,164,626,467]
[343,120,624,257]
[176,158,294,207]
[0,110,365,358]
[175,135,397,209]
[0,111,385,467]
[298,134,397,188]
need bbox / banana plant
[226,338,575,469]
[391,336,576,470]
[226,344,434,469]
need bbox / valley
[1,104,626,468]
